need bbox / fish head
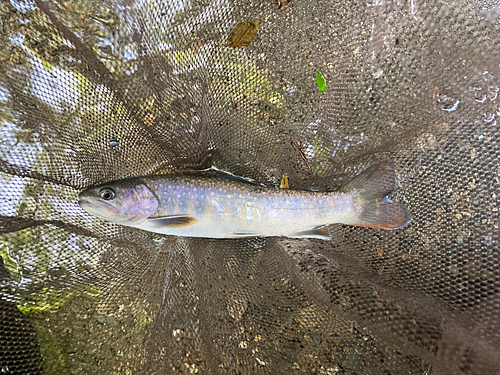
[79,179,159,225]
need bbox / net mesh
[1,0,500,373]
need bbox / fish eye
[99,188,115,201]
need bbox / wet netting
[1,0,500,373]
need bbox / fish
[78,162,412,239]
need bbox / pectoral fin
[147,215,197,228]
[289,226,331,240]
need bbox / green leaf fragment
[316,70,327,93]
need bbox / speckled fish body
[78,162,412,239]
[140,174,359,238]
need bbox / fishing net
[1,0,499,373]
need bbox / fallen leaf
[429,86,440,96]
[276,0,292,11]
[280,173,289,189]
[316,70,327,93]
[226,21,261,48]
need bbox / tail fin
[348,162,412,230]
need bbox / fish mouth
[78,196,120,217]
[78,196,92,210]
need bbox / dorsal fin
[177,168,267,187]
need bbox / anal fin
[227,232,260,238]
[289,226,331,240]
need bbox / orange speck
[206,205,210,211]
[186,200,190,205]
[195,201,199,205]
[168,197,171,202]
[176,208,180,214]
[226,208,231,214]
[188,210,193,215]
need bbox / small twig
[34,0,118,92]
[289,139,312,170]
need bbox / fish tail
[347,162,412,230]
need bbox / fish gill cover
[0,0,499,374]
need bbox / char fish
[78,162,411,239]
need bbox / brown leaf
[375,244,384,258]
[429,86,440,96]
[277,0,292,11]
[226,21,261,48]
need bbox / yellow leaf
[227,21,261,48]
[280,173,289,189]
